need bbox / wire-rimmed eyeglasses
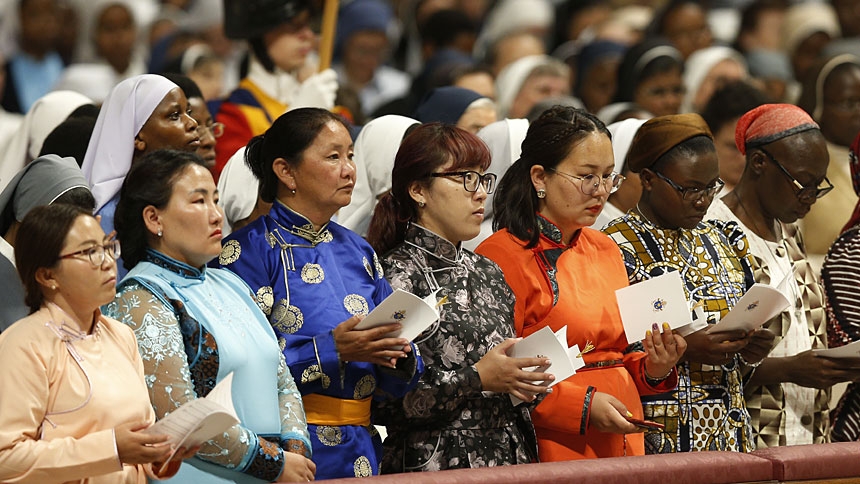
[758,147,833,203]
[58,238,121,268]
[428,171,497,194]
[548,168,625,195]
[652,170,724,202]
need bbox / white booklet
[707,283,791,333]
[143,372,240,453]
[615,271,693,344]
[508,325,586,405]
[813,340,860,358]
[353,288,442,342]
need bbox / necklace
[732,191,774,241]
[635,202,656,226]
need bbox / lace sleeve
[276,352,312,458]
[107,281,285,481]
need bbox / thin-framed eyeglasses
[547,168,625,195]
[198,122,225,139]
[652,170,724,202]
[428,171,497,194]
[58,238,121,268]
[757,147,833,203]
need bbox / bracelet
[644,366,674,384]
[738,354,763,368]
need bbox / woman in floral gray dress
[367,123,553,472]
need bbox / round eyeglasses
[548,168,625,195]
[428,170,497,194]
[652,170,724,202]
[58,239,121,268]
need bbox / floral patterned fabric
[105,250,310,483]
[603,211,756,453]
[374,224,538,472]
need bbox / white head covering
[474,0,553,60]
[0,91,92,192]
[496,54,558,118]
[82,74,178,212]
[464,117,529,251]
[681,46,747,114]
[781,2,840,57]
[607,118,648,173]
[217,146,255,237]
[338,115,420,237]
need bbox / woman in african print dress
[367,124,552,472]
[603,113,760,453]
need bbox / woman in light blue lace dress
[104,149,315,483]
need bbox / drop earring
[157,228,163,237]
[536,189,546,199]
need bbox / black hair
[39,117,97,166]
[115,149,208,270]
[493,106,610,248]
[16,204,91,313]
[161,72,204,100]
[701,80,770,135]
[53,187,96,213]
[245,108,349,203]
[614,38,684,103]
[419,9,477,49]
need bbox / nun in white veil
[591,117,647,230]
[81,74,198,238]
[338,115,420,237]
[463,117,529,251]
[0,90,92,192]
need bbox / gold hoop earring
[536,189,546,199]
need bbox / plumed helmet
[223,0,312,40]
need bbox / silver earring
[291,189,296,195]
[418,201,425,208]
[536,189,546,199]
[157,228,163,237]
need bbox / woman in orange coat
[476,106,686,460]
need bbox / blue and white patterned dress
[106,249,311,483]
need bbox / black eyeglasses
[58,238,121,268]
[758,147,833,203]
[652,170,724,202]
[428,171,497,194]
[547,168,625,195]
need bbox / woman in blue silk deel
[220,108,424,480]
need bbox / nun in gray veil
[0,155,94,331]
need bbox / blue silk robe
[220,201,424,480]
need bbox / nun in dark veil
[0,154,94,331]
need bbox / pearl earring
[536,189,546,199]
[418,201,426,208]
[157,228,163,237]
